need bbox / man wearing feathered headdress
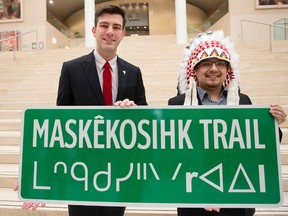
[168,31,287,216]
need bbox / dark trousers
[68,205,125,216]
[177,208,255,216]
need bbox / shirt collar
[196,85,227,101]
[94,50,117,70]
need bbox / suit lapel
[116,58,127,101]
[80,54,129,103]
[81,51,105,104]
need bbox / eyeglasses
[197,60,228,70]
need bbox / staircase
[0,35,287,216]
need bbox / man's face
[92,13,125,57]
[194,58,228,91]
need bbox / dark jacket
[57,51,147,106]
[169,92,282,216]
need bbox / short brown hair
[94,5,126,29]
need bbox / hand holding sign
[13,181,46,211]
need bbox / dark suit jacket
[168,92,282,216]
[168,92,252,105]
[57,51,147,106]
[56,51,147,215]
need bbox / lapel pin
[123,70,126,75]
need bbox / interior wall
[46,22,69,49]
[65,0,176,35]
[65,0,207,36]
[58,0,288,44]
[65,10,85,34]
[148,0,176,35]
[1,0,287,50]
[0,0,47,50]
[209,13,231,38]
[228,0,288,42]
[186,3,208,32]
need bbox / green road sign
[19,106,283,207]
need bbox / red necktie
[103,62,112,106]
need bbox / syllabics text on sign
[19,106,282,207]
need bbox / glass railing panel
[47,10,76,38]
[188,0,228,34]
[274,18,288,40]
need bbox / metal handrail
[58,32,81,49]
[240,19,288,52]
[0,29,38,60]
[274,18,287,24]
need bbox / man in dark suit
[57,4,147,216]
[14,4,147,216]
[57,5,147,108]
[168,31,286,216]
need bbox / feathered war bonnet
[177,31,240,106]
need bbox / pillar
[84,0,95,48]
[175,0,187,44]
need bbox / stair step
[0,146,19,164]
[0,131,21,145]
[0,36,287,216]
[0,120,21,131]
[0,93,56,102]
[0,187,287,216]
[0,101,55,110]
[0,110,22,119]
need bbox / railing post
[36,29,38,49]
[0,29,40,60]
[269,25,272,53]
[241,20,243,42]
[242,19,288,53]
[284,19,288,40]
